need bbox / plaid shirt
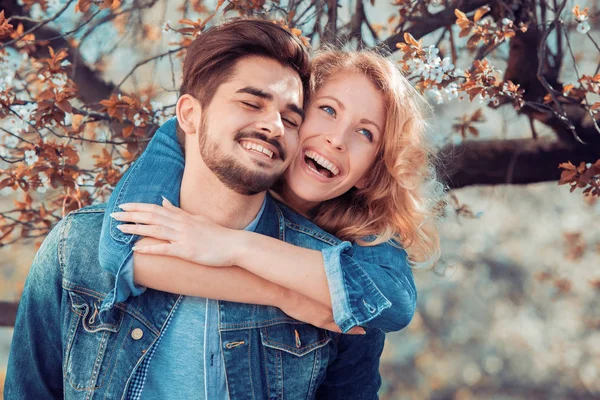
[126,301,180,399]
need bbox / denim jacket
[6,202,386,399]
[98,118,416,334]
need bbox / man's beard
[198,117,284,196]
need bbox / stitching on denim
[220,318,310,330]
[260,329,272,399]
[274,203,285,241]
[247,329,256,400]
[62,282,160,336]
[307,337,321,398]
[276,345,283,399]
[218,307,232,399]
[103,315,135,400]
[262,337,330,356]
[70,207,106,215]
[283,221,341,246]
[87,329,110,391]
[110,158,142,243]
[63,311,81,380]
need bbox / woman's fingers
[119,202,187,222]
[116,224,177,242]
[111,210,176,227]
[132,242,177,257]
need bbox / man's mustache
[234,131,286,161]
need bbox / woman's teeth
[304,150,340,177]
[240,141,274,158]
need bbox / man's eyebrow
[236,87,273,100]
[237,86,304,121]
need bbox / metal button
[131,328,144,340]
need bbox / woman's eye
[320,105,336,117]
[358,128,373,142]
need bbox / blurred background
[1,0,599,398]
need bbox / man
[5,19,385,399]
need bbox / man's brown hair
[177,18,311,144]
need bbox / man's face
[197,56,304,195]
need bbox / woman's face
[283,72,386,212]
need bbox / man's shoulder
[47,203,115,291]
[270,198,342,247]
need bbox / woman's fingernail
[110,212,119,218]
[132,246,139,251]
[119,203,132,210]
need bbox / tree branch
[0,0,116,104]
[380,0,489,52]
[439,137,599,189]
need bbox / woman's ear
[176,94,202,137]
[354,176,368,190]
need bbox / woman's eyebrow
[318,95,344,110]
[360,118,382,133]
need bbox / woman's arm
[114,201,416,333]
[133,237,363,334]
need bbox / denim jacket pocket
[260,323,332,399]
[260,323,331,356]
[64,290,125,392]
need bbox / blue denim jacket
[98,118,416,334]
[6,202,386,399]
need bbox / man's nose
[256,111,285,138]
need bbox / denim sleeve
[98,117,185,314]
[5,219,66,399]
[321,240,416,333]
[315,328,385,399]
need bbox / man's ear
[176,94,202,136]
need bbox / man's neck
[179,161,266,230]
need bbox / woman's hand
[110,197,242,266]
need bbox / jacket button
[131,328,144,340]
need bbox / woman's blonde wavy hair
[308,49,444,270]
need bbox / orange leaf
[403,32,420,47]
[473,6,490,23]
[558,161,576,170]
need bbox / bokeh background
[1,0,600,398]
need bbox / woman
[106,49,443,334]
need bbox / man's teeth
[305,150,340,176]
[241,141,274,158]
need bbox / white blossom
[441,57,454,72]
[37,172,50,193]
[425,45,439,64]
[3,134,19,148]
[577,21,590,35]
[13,103,38,121]
[76,175,86,186]
[502,18,513,26]
[444,83,459,100]
[133,113,144,127]
[50,73,68,88]
[25,149,38,166]
[426,88,444,104]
